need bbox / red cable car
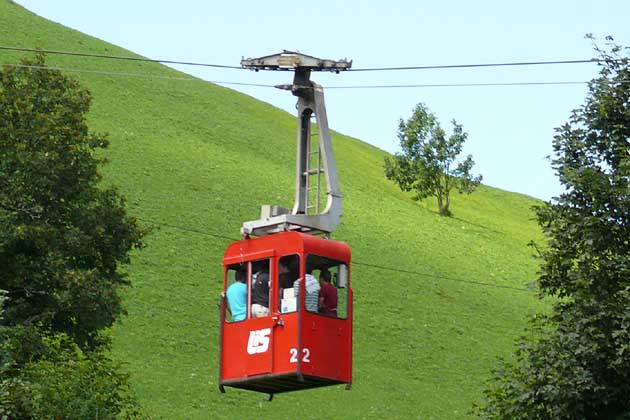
[219,52,353,398]
[219,231,352,395]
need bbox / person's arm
[221,291,232,316]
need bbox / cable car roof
[224,231,351,265]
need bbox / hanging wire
[3,62,622,90]
[140,217,533,293]
[0,45,244,69]
[0,45,607,72]
[348,58,600,72]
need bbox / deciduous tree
[0,54,147,419]
[0,54,146,349]
[384,103,482,216]
[477,37,630,420]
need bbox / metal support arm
[240,52,349,237]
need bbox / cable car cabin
[219,231,352,396]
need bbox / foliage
[0,54,148,418]
[478,37,630,419]
[384,102,482,215]
[0,331,146,420]
[0,290,6,321]
[0,54,146,350]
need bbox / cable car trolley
[219,51,353,399]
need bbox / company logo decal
[247,328,271,355]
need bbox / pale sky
[12,0,630,200]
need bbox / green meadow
[1,1,549,418]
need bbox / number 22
[289,348,311,363]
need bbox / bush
[0,331,146,420]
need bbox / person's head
[319,269,331,284]
[279,261,289,273]
[235,268,247,283]
[256,271,270,286]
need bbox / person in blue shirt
[225,268,247,321]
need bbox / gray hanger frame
[240,52,351,237]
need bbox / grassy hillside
[1,2,549,418]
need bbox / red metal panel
[221,322,249,379]
[224,233,301,264]
[271,313,299,375]
[299,313,352,382]
[223,248,275,267]
[347,288,353,384]
[223,232,351,270]
[221,317,277,380]
[301,234,351,267]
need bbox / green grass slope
[1,2,549,418]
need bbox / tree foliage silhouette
[478,37,630,420]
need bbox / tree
[1,326,145,419]
[384,103,482,216]
[477,37,630,420]
[0,54,147,418]
[0,54,146,349]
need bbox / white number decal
[247,328,271,355]
[289,348,298,363]
[302,348,311,362]
[289,348,311,363]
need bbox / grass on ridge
[2,2,549,418]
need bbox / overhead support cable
[0,45,610,73]
[353,261,532,292]
[323,80,629,89]
[137,217,533,293]
[348,58,601,72]
[0,45,244,69]
[0,63,278,86]
[3,62,625,90]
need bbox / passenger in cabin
[251,270,271,317]
[278,261,294,290]
[225,268,247,321]
[278,259,299,313]
[318,269,338,317]
[293,270,320,312]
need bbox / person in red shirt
[318,269,337,317]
